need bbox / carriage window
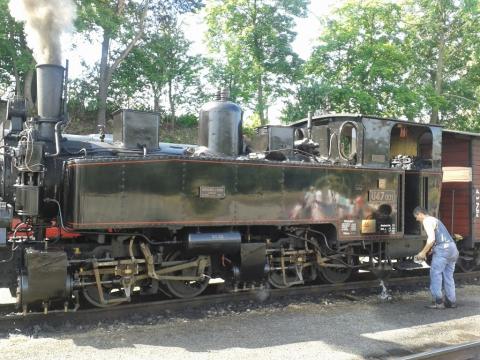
[339,122,357,160]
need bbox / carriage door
[439,133,472,246]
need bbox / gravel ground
[0,284,479,360]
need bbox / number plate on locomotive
[368,190,396,202]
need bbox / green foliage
[5,0,478,132]
[206,0,308,125]
[0,0,34,98]
[74,0,204,125]
[160,126,197,143]
[176,113,198,127]
[281,78,334,123]
[114,19,206,118]
[75,0,202,35]
[283,0,480,130]
[299,1,415,119]
[403,0,480,126]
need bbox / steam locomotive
[0,63,478,312]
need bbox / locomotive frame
[0,64,478,312]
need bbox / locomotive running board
[393,260,426,270]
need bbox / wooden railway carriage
[440,130,480,271]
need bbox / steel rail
[399,340,480,360]
[0,270,478,333]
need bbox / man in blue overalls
[414,206,459,309]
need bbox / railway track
[399,340,480,360]
[0,270,478,333]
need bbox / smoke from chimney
[9,0,76,65]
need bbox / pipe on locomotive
[36,64,65,142]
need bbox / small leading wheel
[162,251,211,299]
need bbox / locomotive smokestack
[36,64,65,141]
[37,64,64,119]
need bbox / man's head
[413,206,429,222]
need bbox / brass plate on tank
[368,190,396,202]
[361,219,376,234]
[199,186,226,199]
[378,178,387,189]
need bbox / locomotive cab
[388,121,442,236]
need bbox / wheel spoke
[82,285,124,308]
[318,255,356,284]
[163,251,211,299]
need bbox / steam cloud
[9,0,76,65]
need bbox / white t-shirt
[422,216,437,244]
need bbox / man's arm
[416,218,436,260]
[417,241,434,260]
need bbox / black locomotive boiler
[0,63,477,312]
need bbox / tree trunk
[96,3,148,127]
[14,73,21,97]
[12,62,21,97]
[150,82,160,112]
[168,79,175,129]
[430,11,446,125]
[97,32,110,127]
[257,75,266,125]
[251,0,266,125]
[154,94,160,112]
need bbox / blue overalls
[429,218,459,304]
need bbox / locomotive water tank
[198,90,243,156]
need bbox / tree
[141,23,203,122]
[66,68,101,133]
[294,1,417,121]
[0,0,35,106]
[115,20,205,127]
[403,0,480,125]
[206,0,308,125]
[284,0,480,129]
[75,0,203,126]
